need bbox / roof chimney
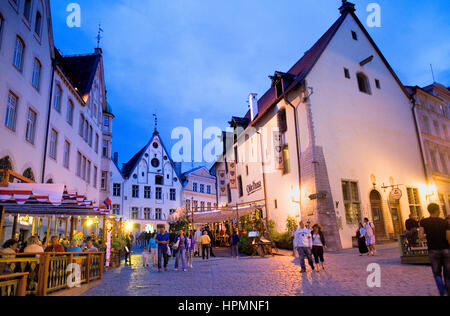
[249,93,258,121]
[339,0,356,14]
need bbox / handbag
[167,246,172,256]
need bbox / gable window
[144,186,151,199]
[23,0,32,22]
[342,181,361,224]
[113,183,121,197]
[155,175,164,185]
[63,141,70,168]
[5,92,18,131]
[66,100,74,125]
[49,129,58,160]
[13,36,25,71]
[25,108,36,144]
[344,68,350,79]
[351,31,358,41]
[132,185,139,198]
[34,11,42,37]
[32,58,41,90]
[375,79,381,89]
[357,73,371,95]
[155,187,162,200]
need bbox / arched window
[54,85,62,112]
[23,168,35,182]
[13,36,25,71]
[357,73,371,95]
[67,99,74,124]
[32,58,42,90]
[0,156,13,170]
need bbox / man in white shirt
[294,221,315,273]
[194,227,203,257]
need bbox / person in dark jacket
[311,224,326,271]
[357,223,369,256]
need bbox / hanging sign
[390,188,403,201]
[228,162,237,189]
[273,131,284,170]
[218,170,227,197]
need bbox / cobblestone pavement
[83,243,438,296]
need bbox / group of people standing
[356,218,377,256]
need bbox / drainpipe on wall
[411,96,430,186]
[41,59,56,183]
[283,94,304,219]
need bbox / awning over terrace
[0,183,110,216]
[169,204,264,224]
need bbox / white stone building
[407,83,450,218]
[109,130,183,235]
[213,1,429,250]
[0,0,114,243]
[181,166,217,215]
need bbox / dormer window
[357,73,371,95]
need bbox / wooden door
[370,190,386,238]
[389,199,403,238]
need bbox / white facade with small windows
[0,0,53,183]
[0,0,114,243]
[110,131,183,235]
[213,2,429,250]
[181,167,217,214]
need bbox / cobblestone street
[83,243,438,296]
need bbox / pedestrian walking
[419,203,450,297]
[294,221,315,273]
[124,236,132,265]
[311,224,326,271]
[364,218,377,256]
[186,231,195,268]
[174,229,188,272]
[201,231,211,261]
[194,227,202,257]
[149,233,158,267]
[356,223,369,256]
[230,228,240,259]
[156,227,170,272]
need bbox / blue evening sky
[50,0,450,171]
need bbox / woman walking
[174,229,188,272]
[186,231,195,268]
[364,218,377,256]
[356,223,369,256]
[311,225,326,271]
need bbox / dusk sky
[49,0,450,171]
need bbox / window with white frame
[101,171,108,190]
[144,186,151,199]
[102,140,109,158]
[132,185,139,198]
[132,207,139,220]
[63,141,70,168]
[13,36,25,71]
[155,187,162,200]
[49,129,58,159]
[25,108,36,144]
[155,208,162,220]
[200,201,205,212]
[170,189,176,201]
[112,204,121,216]
[5,92,18,131]
[144,208,151,220]
[207,185,211,194]
[66,100,74,125]
[193,183,198,192]
[113,183,121,197]
[32,58,42,90]
[342,180,361,224]
[200,184,205,193]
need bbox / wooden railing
[0,252,104,296]
[399,235,430,264]
[0,273,28,296]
